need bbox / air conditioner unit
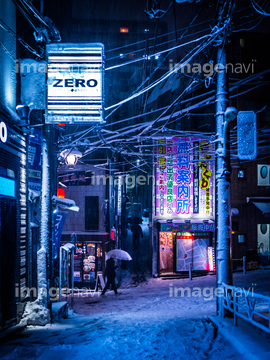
[257,165,270,186]
[257,224,270,253]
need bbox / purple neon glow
[156,137,214,218]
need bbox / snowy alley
[1,270,270,360]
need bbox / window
[120,28,129,33]
[261,166,268,179]
[258,164,270,186]
[260,224,268,235]
[238,234,246,244]
[85,196,99,231]
[238,169,246,179]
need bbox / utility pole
[38,124,51,307]
[215,0,233,316]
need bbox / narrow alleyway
[0,270,269,360]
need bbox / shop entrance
[176,232,210,271]
[159,232,174,274]
[159,231,212,274]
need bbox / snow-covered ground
[0,269,269,360]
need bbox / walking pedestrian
[101,255,119,296]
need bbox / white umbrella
[106,249,132,261]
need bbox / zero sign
[0,121,8,143]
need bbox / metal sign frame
[46,43,105,125]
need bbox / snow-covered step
[51,301,68,322]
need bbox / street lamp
[60,148,82,167]
[224,106,238,122]
[16,105,38,137]
[16,105,30,126]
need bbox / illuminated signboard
[156,137,215,218]
[208,246,215,271]
[46,43,105,124]
[0,121,8,143]
[0,176,15,197]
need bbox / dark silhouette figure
[101,257,118,295]
[131,222,143,273]
[131,223,143,250]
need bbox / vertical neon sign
[157,139,166,215]
[199,140,212,216]
[166,139,173,214]
[176,140,191,214]
[156,137,214,218]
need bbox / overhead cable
[105,4,253,57]
[19,0,50,27]
[250,0,270,16]
[105,21,230,111]
[0,41,16,61]
[105,33,210,71]
[0,18,42,58]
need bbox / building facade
[152,135,216,276]
[59,164,108,289]
[0,0,30,329]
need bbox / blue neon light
[0,176,15,197]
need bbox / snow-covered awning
[52,195,79,212]
[247,197,270,214]
[61,242,75,251]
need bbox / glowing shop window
[0,176,15,197]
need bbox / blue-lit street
[1,0,270,358]
[1,270,270,360]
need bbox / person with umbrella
[101,255,119,296]
[101,250,132,296]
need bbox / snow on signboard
[46,43,105,125]
[237,111,257,160]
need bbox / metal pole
[26,133,33,297]
[109,158,114,251]
[215,0,233,316]
[59,247,62,302]
[71,247,74,309]
[38,124,51,306]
